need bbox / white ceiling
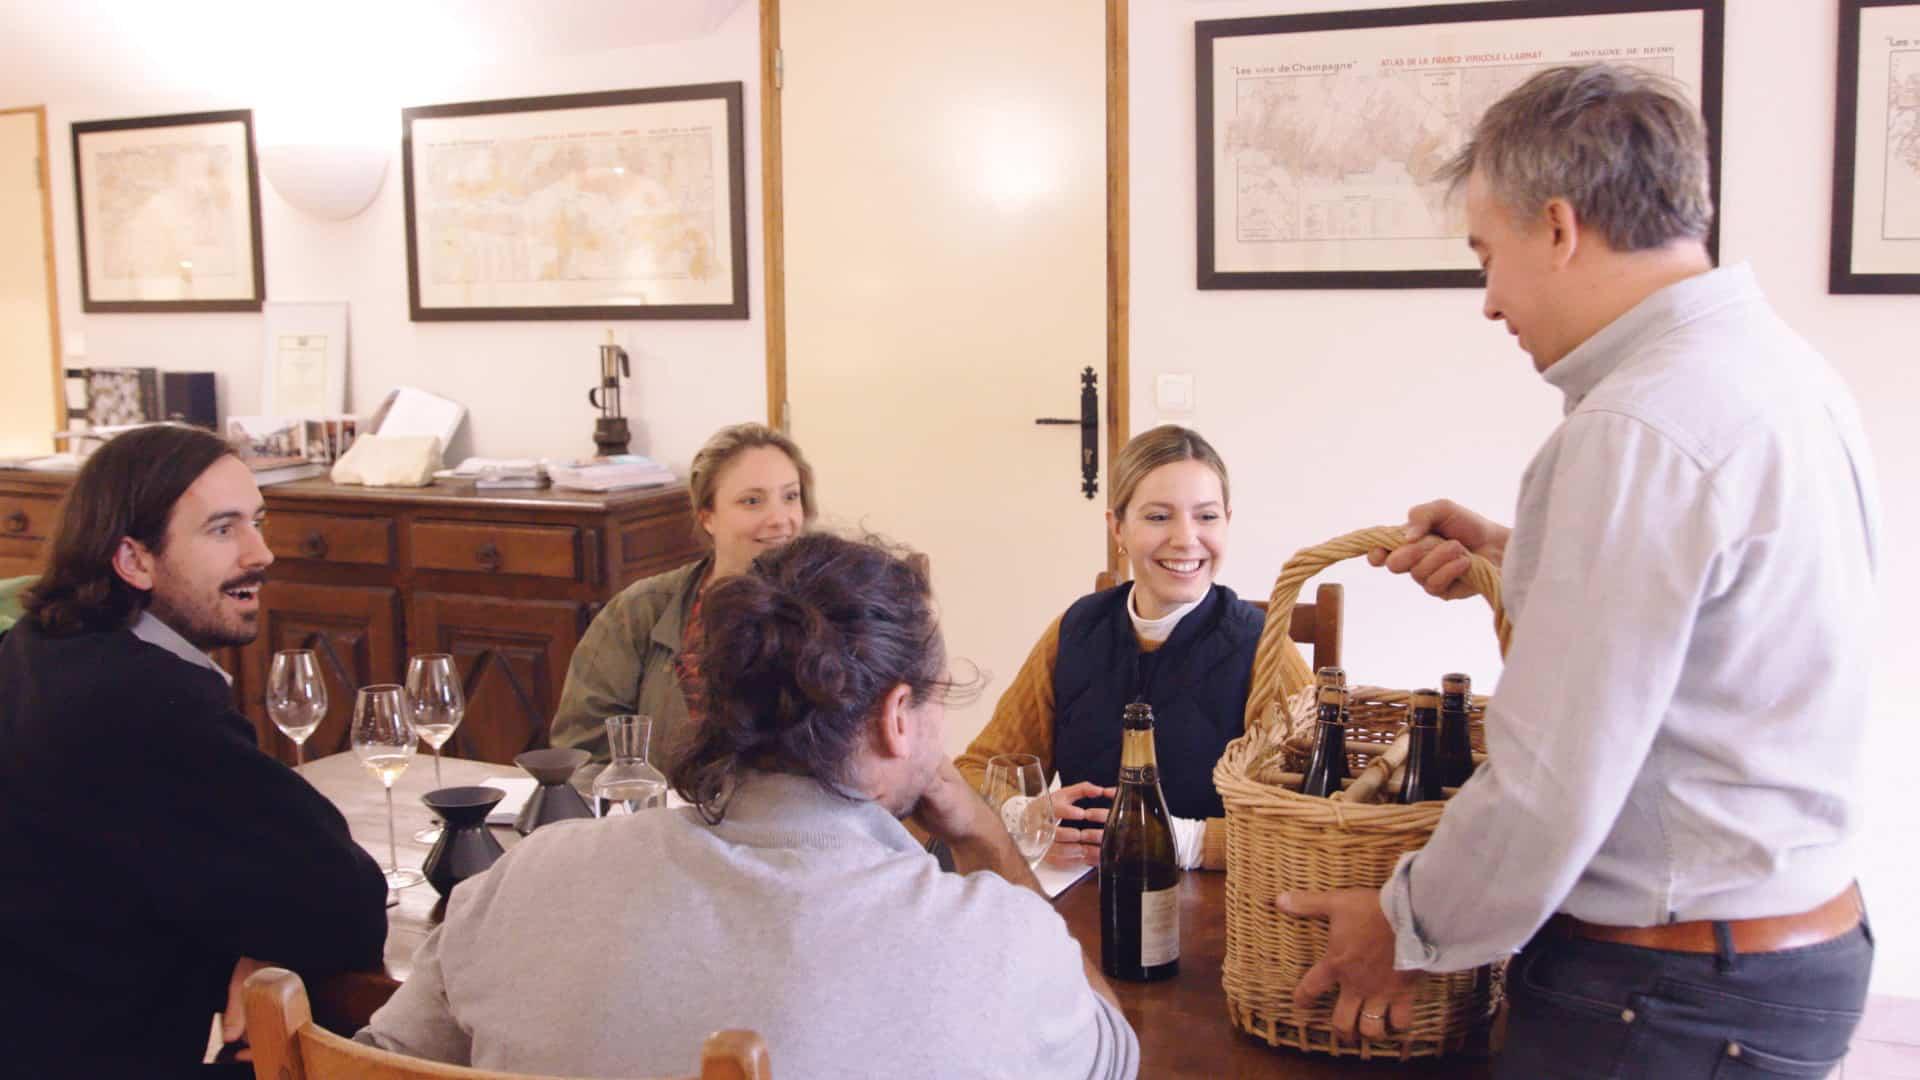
[0,0,746,109]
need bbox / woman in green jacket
[550,423,817,770]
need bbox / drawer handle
[3,510,25,534]
[475,541,503,572]
[299,531,329,559]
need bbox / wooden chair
[244,967,771,1080]
[1095,570,1342,672]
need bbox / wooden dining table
[303,754,1495,1078]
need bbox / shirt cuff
[1171,815,1206,870]
[1381,849,1442,970]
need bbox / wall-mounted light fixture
[258,141,389,221]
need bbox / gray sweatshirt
[358,771,1138,1079]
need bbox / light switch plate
[1155,372,1194,413]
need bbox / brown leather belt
[1547,884,1862,956]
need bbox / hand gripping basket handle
[1246,525,1513,732]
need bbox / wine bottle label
[1138,885,1179,967]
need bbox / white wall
[1133,0,1920,997]
[8,3,765,473]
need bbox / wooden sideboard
[0,470,701,765]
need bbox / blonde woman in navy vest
[957,425,1306,870]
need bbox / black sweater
[0,619,388,1070]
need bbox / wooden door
[408,592,582,765]
[242,582,403,763]
[0,107,60,457]
[775,0,1113,753]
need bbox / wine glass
[406,654,465,842]
[984,753,1058,869]
[266,650,327,766]
[351,684,424,890]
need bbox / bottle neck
[1118,724,1159,780]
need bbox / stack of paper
[546,455,676,493]
[440,457,548,490]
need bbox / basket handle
[1247,525,1511,729]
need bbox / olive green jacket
[550,557,709,770]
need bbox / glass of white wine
[406,653,465,842]
[984,753,1058,869]
[352,684,424,889]
[266,650,327,766]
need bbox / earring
[1116,546,1127,557]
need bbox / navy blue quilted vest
[1051,583,1262,820]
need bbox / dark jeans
[1496,917,1873,1079]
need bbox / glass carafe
[591,714,668,816]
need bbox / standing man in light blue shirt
[1278,64,1880,1077]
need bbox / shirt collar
[129,610,233,686]
[704,771,923,856]
[1542,263,1760,414]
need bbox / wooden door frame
[757,0,1129,573]
[0,105,64,451]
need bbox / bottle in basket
[1438,672,1475,788]
[1299,685,1350,798]
[1100,702,1180,982]
[1398,689,1446,804]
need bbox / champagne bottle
[1100,702,1180,982]
[1299,685,1350,798]
[1398,689,1445,804]
[1437,672,1475,789]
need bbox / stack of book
[546,455,675,493]
[440,458,549,490]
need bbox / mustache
[221,571,269,591]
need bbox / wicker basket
[1214,525,1512,1060]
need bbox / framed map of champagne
[71,109,266,312]
[1196,0,1724,289]
[1832,0,1920,293]
[401,83,748,321]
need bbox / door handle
[1032,366,1099,500]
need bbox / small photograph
[304,419,331,464]
[84,367,156,427]
[337,416,360,457]
[227,416,307,469]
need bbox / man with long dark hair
[0,424,387,1073]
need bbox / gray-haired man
[1280,64,1880,1076]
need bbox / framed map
[71,109,266,312]
[1196,1,1724,289]
[1832,0,1920,293]
[401,83,748,320]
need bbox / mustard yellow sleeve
[1201,817,1228,871]
[955,615,1062,794]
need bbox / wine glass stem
[294,740,303,768]
[433,745,443,787]
[384,784,399,873]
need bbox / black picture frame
[1831,0,1920,293]
[401,83,750,321]
[1196,0,1725,290]
[71,109,267,313]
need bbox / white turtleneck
[1127,587,1200,644]
[1123,584,1207,868]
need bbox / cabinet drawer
[264,512,395,567]
[0,492,57,542]
[411,520,580,580]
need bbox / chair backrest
[245,968,771,1080]
[1094,571,1342,672]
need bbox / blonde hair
[1109,425,1229,520]
[687,424,818,540]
